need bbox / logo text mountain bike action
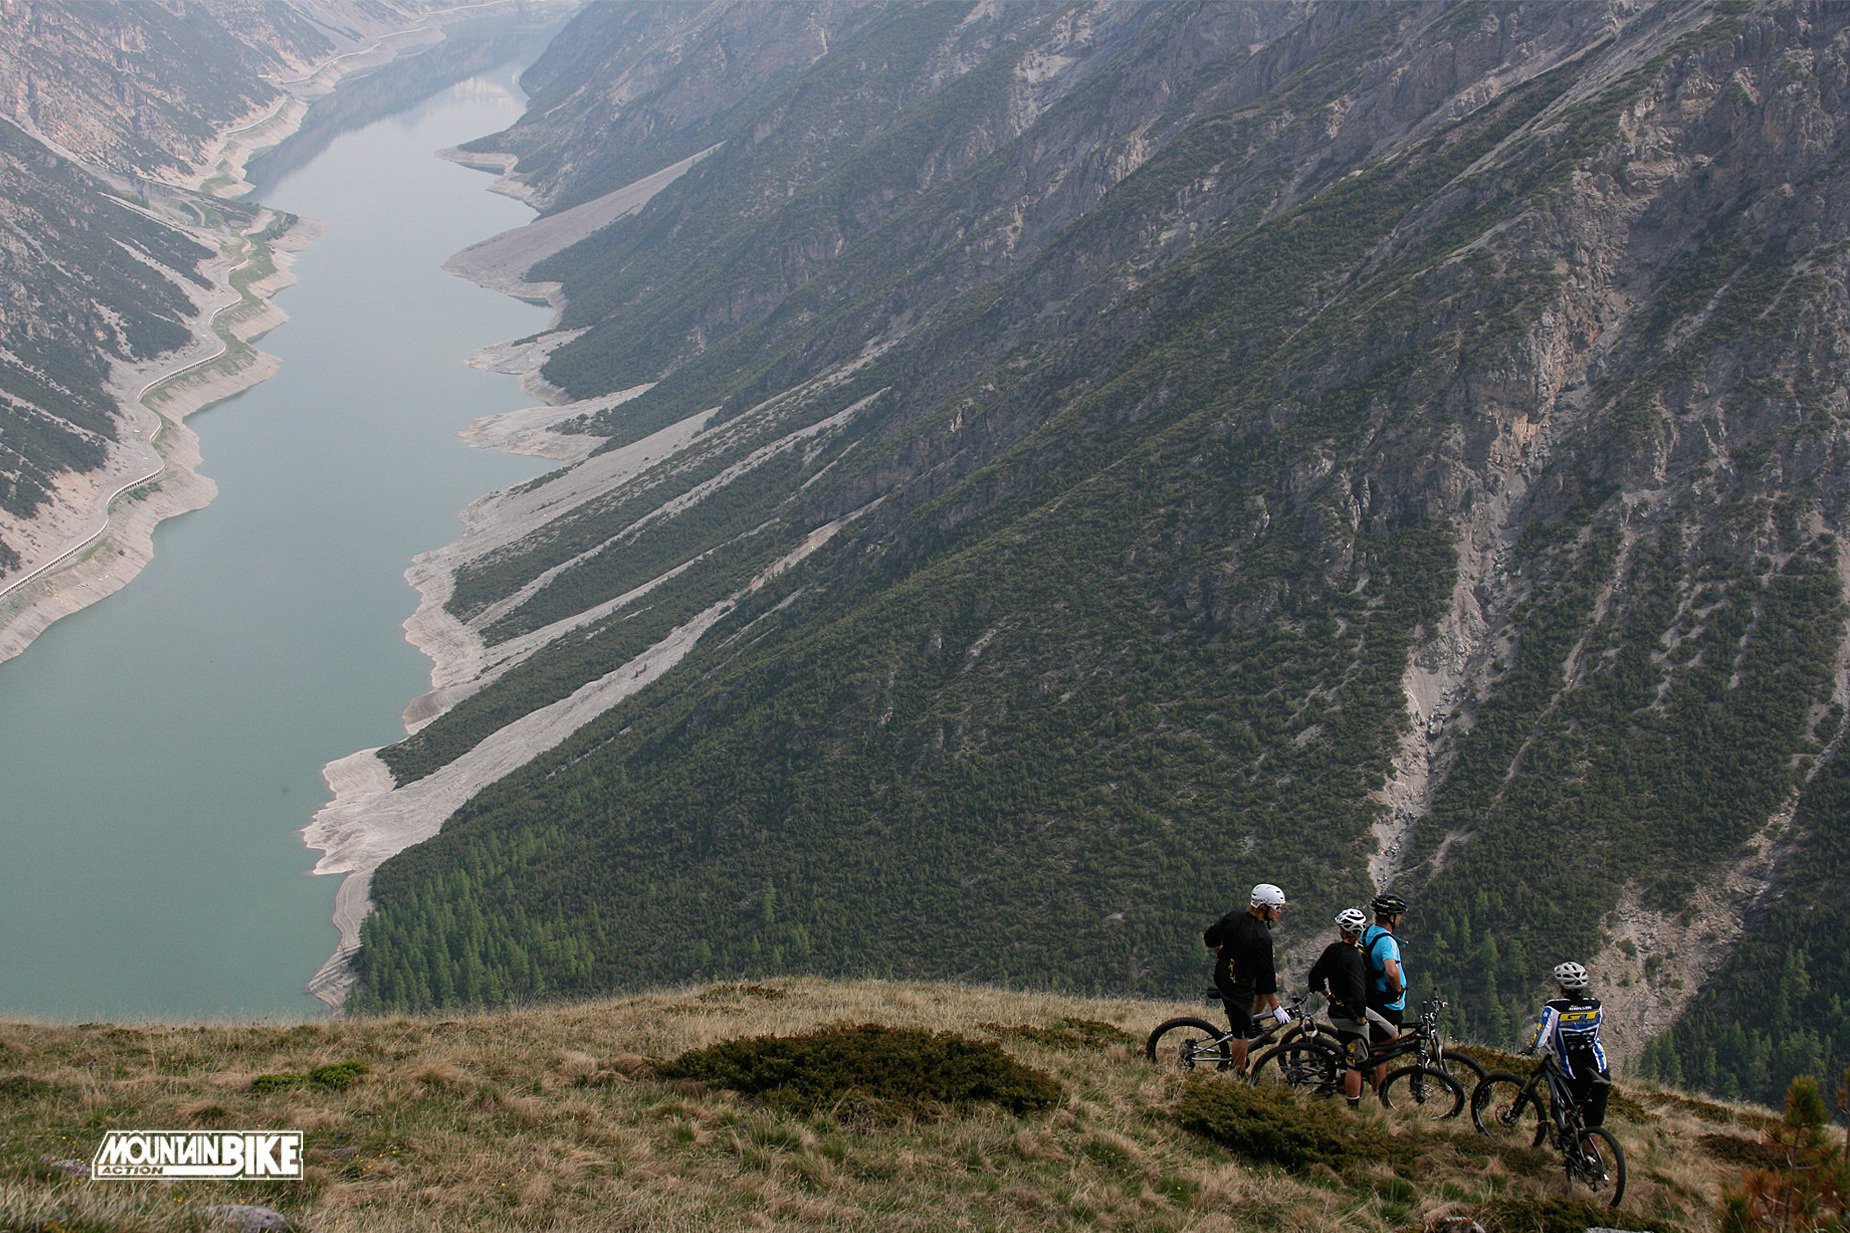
[92,1131,303,1180]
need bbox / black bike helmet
[1371,892,1408,916]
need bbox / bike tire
[1379,1065,1465,1121]
[1470,1072,1547,1147]
[1145,1017,1232,1071]
[1575,1127,1626,1208]
[1438,1051,1488,1088]
[1245,1025,1311,1081]
[1251,1038,1345,1096]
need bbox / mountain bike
[1251,998,1468,1120]
[1413,998,1487,1089]
[1470,1052,1626,1207]
[1145,991,1311,1071]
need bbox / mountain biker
[1308,907,1372,1108]
[1203,883,1288,1073]
[1361,892,1407,1089]
[1523,961,1612,1128]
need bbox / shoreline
[302,150,732,1009]
[0,0,543,668]
[0,213,316,665]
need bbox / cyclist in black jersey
[1307,907,1371,1108]
[1203,882,1288,1073]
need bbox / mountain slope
[0,119,216,577]
[346,0,1849,1109]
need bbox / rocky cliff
[309,0,1843,1107]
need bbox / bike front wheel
[1573,1127,1626,1208]
[1379,1065,1465,1121]
[1251,1039,1344,1096]
[1437,1050,1488,1089]
[1145,1017,1231,1072]
[1471,1072,1547,1147]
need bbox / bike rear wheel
[1146,1017,1232,1072]
[1379,1065,1465,1121]
[1471,1072,1547,1147]
[1251,1039,1344,1096]
[1573,1127,1626,1208]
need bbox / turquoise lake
[0,32,555,1020]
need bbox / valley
[0,0,1843,1128]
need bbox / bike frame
[1335,999,1446,1071]
[1538,1053,1590,1147]
[1500,1053,1588,1146]
[1157,992,1311,1067]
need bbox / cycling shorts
[1330,1018,1370,1067]
[1368,1006,1402,1045]
[1216,974,1257,1037]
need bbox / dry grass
[0,979,1752,1231]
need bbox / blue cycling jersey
[1361,924,1406,1012]
[1530,996,1609,1081]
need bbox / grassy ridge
[0,979,1759,1232]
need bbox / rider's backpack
[1361,924,1402,1004]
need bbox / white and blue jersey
[1530,995,1609,1080]
[1361,924,1406,1012]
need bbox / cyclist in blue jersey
[1360,892,1407,1090]
[1523,961,1613,1128]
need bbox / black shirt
[1306,939,1368,1021]
[1204,909,1277,995]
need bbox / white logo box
[92,1131,304,1180]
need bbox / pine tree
[1726,1075,1846,1232]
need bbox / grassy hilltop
[0,979,1790,1232]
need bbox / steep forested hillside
[0,119,215,574]
[352,0,1850,1109]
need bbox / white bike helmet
[1335,907,1368,933]
[1251,883,1288,908]
[1553,961,1590,990]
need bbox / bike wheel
[1247,1024,1313,1081]
[1573,1127,1626,1208]
[1252,1039,1344,1095]
[1145,1017,1231,1072]
[1438,1050,1487,1089]
[1471,1073,1546,1146]
[1379,1065,1465,1121]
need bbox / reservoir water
[0,35,554,1020]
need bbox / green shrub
[1173,1079,1386,1172]
[978,1018,1136,1050]
[1698,1131,1791,1172]
[250,1060,370,1094]
[660,1024,1061,1118]
[0,1075,58,1101]
[1476,1195,1680,1233]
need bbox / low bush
[1173,1079,1387,1172]
[1698,1130,1792,1171]
[0,1076,57,1101]
[660,1024,1062,1118]
[250,1061,369,1094]
[1474,1194,1681,1233]
[978,1018,1136,1050]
